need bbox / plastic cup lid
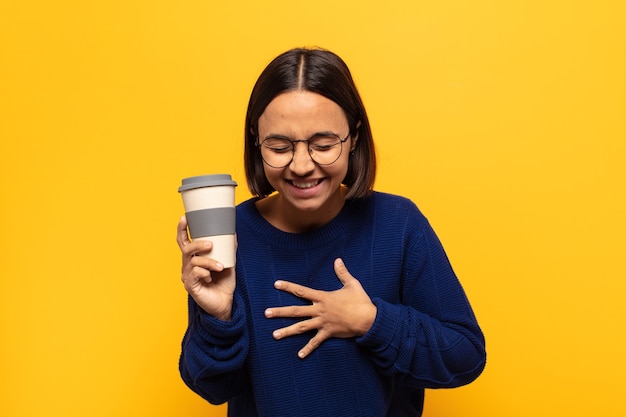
[178,174,238,192]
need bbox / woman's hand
[177,216,236,321]
[264,258,377,358]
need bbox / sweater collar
[238,195,368,250]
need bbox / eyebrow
[262,131,341,141]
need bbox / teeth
[292,180,319,189]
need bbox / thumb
[334,258,354,286]
[177,215,191,247]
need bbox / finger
[333,258,355,286]
[265,304,317,319]
[182,239,213,258]
[183,247,225,273]
[177,216,190,248]
[274,280,321,301]
[298,331,329,359]
[270,316,321,340]
[181,264,212,289]
[193,265,212,282]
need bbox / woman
[177,47,486,416]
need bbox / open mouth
[290,179,322,189]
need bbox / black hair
[244,47,376,199]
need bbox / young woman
[177,47,486,416]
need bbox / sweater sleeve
[355,203,486,388]
[179,292,250,404]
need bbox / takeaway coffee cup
[178,174,237,268]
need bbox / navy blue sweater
[180,192,486,416]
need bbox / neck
[257,187,348,233]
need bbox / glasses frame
[257,132,351,168]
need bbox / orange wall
[1,1,625,416]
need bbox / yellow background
[1,1,625,416]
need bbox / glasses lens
[309,136,342,165]
[261,138,293,167]
[260,135,344,167]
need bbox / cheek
[326,158,350,182]
[263,165,282,185]
[337,154,352,174]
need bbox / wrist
[357,303,377,336]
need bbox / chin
[289,199,326,213]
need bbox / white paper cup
[178,174,237,268]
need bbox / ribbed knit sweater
[179,191,486,416]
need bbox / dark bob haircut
[244,47,376,199]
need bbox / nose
[289,142,315,175]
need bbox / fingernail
[265,309,273,317]
[215,262,224,270]
[273,331,281,339]
[298,351,305,358]
[274,280,283,289]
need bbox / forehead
[258,91,347,134]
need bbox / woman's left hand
[264,258,377,359]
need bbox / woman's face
[257,90,353,216]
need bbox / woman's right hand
[177,216,236,321]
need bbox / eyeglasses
[258,132,350,168]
